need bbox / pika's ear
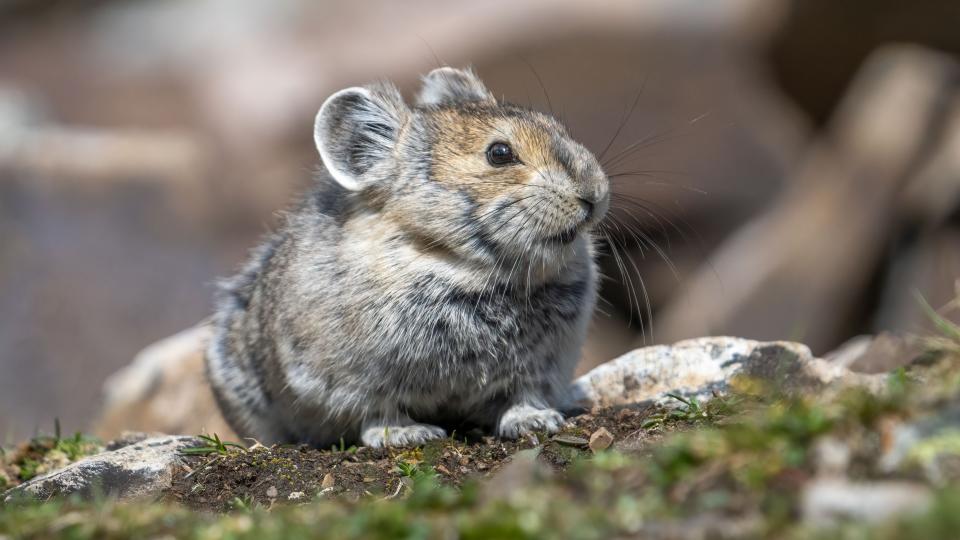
[417,67,495,107]
[314,84,408,191]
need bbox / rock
[105,431,164,451]
[569,337,883,410]
[265,485,278,498]
[822,335,874,368]
[879,401,960,485]
[3,435,202,503]
[589,428,614,452]
[321,473,335,489]
[802,478,932,525]
[552,434,589,447]
[482,449,551,502]
[824,333,920,373]
[812,437,851,477]
[653,45,960,352]
[93,324,236,441]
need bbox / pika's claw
[361,423,447,448]
[497,405,565,439]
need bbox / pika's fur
[206,68,609,448]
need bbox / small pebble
[287,491,305,501]
[589,427,614,452]
[552,434,589,447]
[321,473,335,489]
[265,486,278,498]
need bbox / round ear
[417,67,495,107]
[314,85,407,191]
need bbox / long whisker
[609,200,671,251]
[605,223,654,343]
[611,191,724,292]
[601,219,641,333]
[608,172,707,196]
[609,212,680,282]
[518,55,554,116]
[473,200,535,319]
[414,33,445,69]
[602,129,699,171]
[610,192,697,246]
[417,192,541,253]
[607,168,690,179]
[601,111,712,170]
[597,79,647,162]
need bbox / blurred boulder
[823,333,921,374]
[93,324,234,441]
[655,45,960,353]
[801,478,932,526]
[769,0,960,124]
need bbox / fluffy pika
[206,67,609,448]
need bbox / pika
[206,67,609,448]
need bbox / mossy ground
[0,425,101,491]
[3,295,960,539]
[167,405,663,512]
[1,363,955,540]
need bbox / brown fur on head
[314,67,609,271]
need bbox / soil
[166,405,666,512]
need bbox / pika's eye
[486,142,517,166]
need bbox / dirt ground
[166,405,666,513]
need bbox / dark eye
[486,142,517,166]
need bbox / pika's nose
[577,197,594,220]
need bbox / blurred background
[1,0,959,443]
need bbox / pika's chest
[369,272,592,390]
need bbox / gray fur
[207,68,610,448]
[417,66,495,107]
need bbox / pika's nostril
[577,197,594,220]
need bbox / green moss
[1,429,103,484]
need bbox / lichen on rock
[4,435,203,503]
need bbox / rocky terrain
[4,310,960,538]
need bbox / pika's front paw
[361,423,447,448]
[497,405,565,439]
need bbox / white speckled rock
[3,435,202,503]
[569,337,883,410]
[802,478,932,525]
